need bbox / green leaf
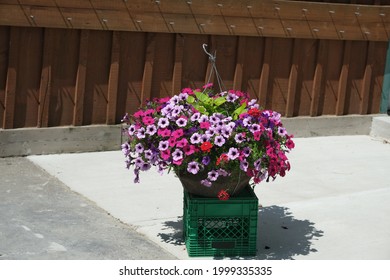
[232,103,247,120]
[186,95,195,104]
[214,96,226,106]
[194,105,208,115]
[195,91,209,103]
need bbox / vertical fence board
[296,40,317,116]
[270,38,293,115]
[360,41,375,114]
[0,27,9,128]
[141,33,156,103]
[286,39,300,117]
[172,34,184,95]
[241,37,263,98]
[212,36,237,91]
[369,42,387,114]
[182,34,209,89]
[37,29,52,127]
[336,41,351,115]
[233,36,246,90]
[83,30,112,125]
[45,28,79,127]
[106,31,120,125]
[14,27,43,128]
[150,33,175,98]
[310,40,328,116]
[73,29,88,126]
[3,28,18,129]
[347,41,367,114]
[258,37,272,108]
[116,32,146,122]
[322,41,343,115]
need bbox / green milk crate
[183,186,258,257]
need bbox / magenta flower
[176,138,188,148]
[142,116,154,125]
[160,149,170,160]
[183,145,196,155]
[171,129,184,139]
[157,128,171,137]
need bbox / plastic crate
[183,186,258,257]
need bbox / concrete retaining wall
[1,115,388,157]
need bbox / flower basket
[177,169,251,198]
[121,44,294,201]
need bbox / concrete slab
[28,135,390,259]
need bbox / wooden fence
[0,0,389,129]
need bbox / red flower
[200,141,213,152]
[248,108,261,117]
[218,190,230,201]
[216,154,229,165]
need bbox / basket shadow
[157,205,324,259]
[256,205,324,260]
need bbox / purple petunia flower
[158,140,169,151]
[226,92,239,102]
[128,125,136,135]
[250,124,261,133]
[140,162,151,171]
[240,160,249,172]
[144,149,154,160]
[202,156,210,165]
[190,133,201,144]
[172,149,183,161]
[217,169,229,177]
[187,161,200,174]
[242,147,251,157]
[227,147,239,160]
[135,143,144,154]
[136,127,146,139]
[235,133,245,143]
[214,135,225,147]
[190,112,200,122]
[146,124,157,135]
[201,179,212,187]
[254,158,262,170]
[207,170,219,181]
[176,117,187,127]
[158,117,169,128]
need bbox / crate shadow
[157,205,324,259]
[256,205,324,260]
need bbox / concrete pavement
[23,135,390,260]
[0,157,176,259]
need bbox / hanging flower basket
[121,44,295,200]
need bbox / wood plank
[172,33,184,95]
[106,31,120,125]
[2,27,18,129]
[360,41,375,114]
[310,40,328,116]
[336,41,352,116]
[258,37,272,108]
[233,36,246,90]
[285,39,301,117]
[0,27,10,128]
[141,33,156,104]
[37,29,52,127]
[73,29,88,126]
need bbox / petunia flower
[157,117,169,128]
[227,147,239,160]
[187,161,200,174]
[207,170,219,181]
[214,135,225,147]
[190,133,201,144]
